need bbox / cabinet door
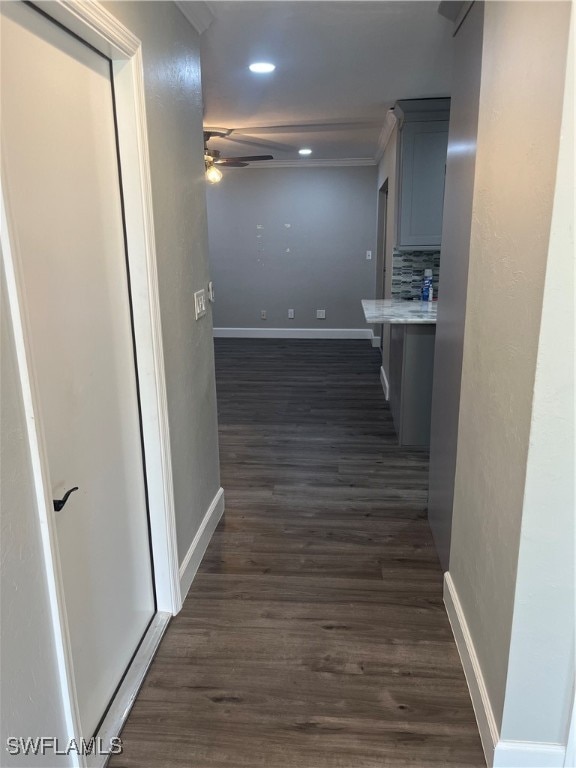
[389,325,405,439]
[398,121,449,247]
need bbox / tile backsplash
[391,249,441,300]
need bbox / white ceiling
[181,1,454,164]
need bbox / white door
[1,2,155,737]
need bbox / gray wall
[206,166,378,330]
[449,0,571,736]
[1,0,219,754]
[103,2,221,564]
[427,1,484,571]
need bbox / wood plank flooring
[110,339,485,768]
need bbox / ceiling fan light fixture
[299,148,312,156]
[205,163,223,184]
[249,62,275,74]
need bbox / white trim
[565,692,576,767]
[374,110,398,164]
[38,0,139,58]
[213,327,374,340]
[179,488,225,599]
[242,158,377,169]
[444,572,499,766]
[175,1,215,35]
[380,365,390,400]
[444,573,568,768]
[87,612,171,768]
[494,741,565,768]
[111,46,181,616]
[371,333,381,348]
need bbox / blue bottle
[421,269,434,302]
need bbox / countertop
[362,299,437,325]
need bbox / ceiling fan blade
[234,120,381,133]
[214,160,249,168]
[219,155,274,162]
[223,134,294,152]
[203,128,232,141]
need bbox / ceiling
[180,2,454,164]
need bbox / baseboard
[88,611,170,767]
[380,365,390,400]
[179,487,225,599]
[213,327,373,340]
[565,697,576,768]
[444,572,498,766]
[445,573,570,768]
[493,740,565,767]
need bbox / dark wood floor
[110,339,485,768]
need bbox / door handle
[53,487,79,512]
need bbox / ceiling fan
[204,129,273,182]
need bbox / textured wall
[206,166,378,330]
[427,2,484,571]
[497,9,574,747]
[104,2,221,564]
[450,0,571,732]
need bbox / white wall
[496,7,574,750]
[206,165,378,332]
[448,0,572,744]
[428,1,484,571]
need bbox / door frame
[1,0,182,762]
[376,179,388,302]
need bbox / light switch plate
[288,309,295,319]
[366,250,372,260]
[194,289,206,320]
[316,309,326,319]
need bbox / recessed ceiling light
[249,62,275,74]
[299,148,312,156]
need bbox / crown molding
[175,2,215,35]
[241,158,377,169]
[374,110,398,165]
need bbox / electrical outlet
[207,281,215,302]
[366,250,372,260]
[261,310,267,320]
[316,309,326,319]
[194,289,206,320]
[288,309,295,319]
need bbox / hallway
[111,339,485,767]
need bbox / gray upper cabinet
[395,99,450,249]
